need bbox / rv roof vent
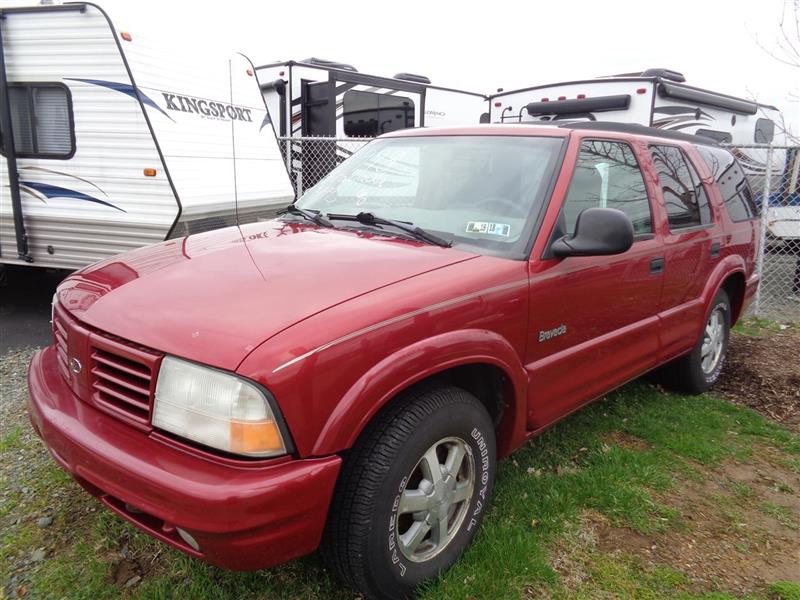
[641,68,685,83]
[302,57,358,72]
[394,73,431,84]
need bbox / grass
[732,316,797,337]
[2,381,799,599]
[769,581,800,600]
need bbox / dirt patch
[585,453,800,596]
[601,431,652,451]
[717,329,800,431]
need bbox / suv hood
[58,221,476,371]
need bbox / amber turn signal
[143,168,157,177]
[229,420,284,455]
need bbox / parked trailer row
[0,3,797,272]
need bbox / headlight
[152,356,288,457]
[51,292,59,324]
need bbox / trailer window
[695,145,757,221]
[343,90,415,137]
[4,84,74,159]
[754,118,774,144]
[650,144,712,229]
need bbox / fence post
[295,139,303,197]
[754,145,774,316]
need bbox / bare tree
[754,0,800,143]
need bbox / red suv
[28,123,759,599]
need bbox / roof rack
[557,121,720,145]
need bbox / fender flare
[696,255,747,334]
[310,329,528,457]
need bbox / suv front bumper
[27,346,341,570]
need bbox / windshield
[295,135,564,258]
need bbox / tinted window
[695,145,757,221]
[650,144,712,230]
[3,84,73,158]
[562,140,652,235]
[343,90,415,137]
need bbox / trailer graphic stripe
[20,181,126,212]
[66,78,174,121]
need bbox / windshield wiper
[281,204,334,228]
[326,212,451,248]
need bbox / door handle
[710,242,721,258]
[650,256,665,275]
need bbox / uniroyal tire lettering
[468,427,490,532]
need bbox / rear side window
[561,140,652,235]
[343,90,415,137]
[649,144,712,230]
[695,146,757,221]
[3,84,74,158]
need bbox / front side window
[343,90,415,137]
[561,140,652,236]
[695,145,757,221]
[650,144,711,230]
[2,84,74,158]
[296,135,564,259]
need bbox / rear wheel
[322,385,496,600]
[661,289,730,394]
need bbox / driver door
[525,138,664,430]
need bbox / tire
[322,385,496,600]
[661,289,731,394]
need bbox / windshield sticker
[466,222,511,237]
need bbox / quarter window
[695,145,757,221]
[562,140,652,236]
[3,84,74,158]
[650,144,712,230]
[343,90,415,137]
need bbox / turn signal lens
[143,168,157,177]
[230,420,284,454]
[121,32,132,41]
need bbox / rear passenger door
[648,144,721,361]
[526,139,663,429]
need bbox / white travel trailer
[489,69,797,243]
[488,68,783,147]
[256,58,487,188]
[0,2,293,270]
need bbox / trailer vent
[394,73,431,84]
[640,68,685,82]
[302,57,358,72]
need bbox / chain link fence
[737,144,800,323]
[278,137,370,197]
[278,137,800,323]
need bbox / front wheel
[322,385,496,600]
[661,289,731,394]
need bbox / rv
[255,58,487,188]
[0,3,293,271]
[489,69,797,245]
[488,68,782,145]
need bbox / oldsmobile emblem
[69,357,82,374]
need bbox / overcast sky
[4,0,800,135]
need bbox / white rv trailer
[488,68,783,146]
[0,2,293,270]
[489,69,798,244]
[255,58,487,188]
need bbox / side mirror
[551,207,634,258]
